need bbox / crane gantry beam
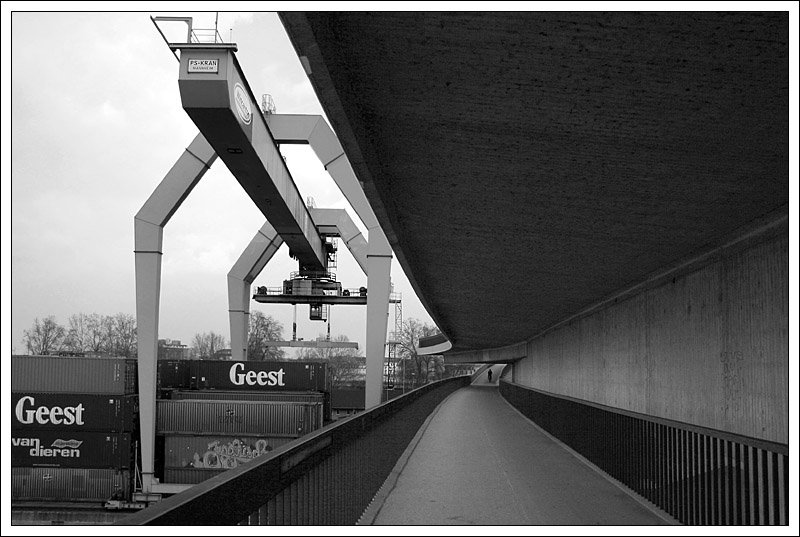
[177,44,327,271]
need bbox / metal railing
[254,286,366,298]
[500,380,789,525]
[340,288,367,297]
[190,28,224,44]
[120,376,470,525]
[253,286,284,296]
[289,270,336,281]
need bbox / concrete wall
[514,228,788,444]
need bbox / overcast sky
[6,10,435,356]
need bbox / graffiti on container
[188,438,273,469]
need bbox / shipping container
[331,387,366,410]
[157,360,328,392]
[12,393,138,432]
[156,400,323,436]
[164,467,226,485]
[162,434,294,469]
[11,467,132,503]
[170,390,324,403]
[11,431,133,469]
[170,389,331,423]
[12,356,137,395]
[157,360,193,391]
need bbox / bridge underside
[279,12,788,353]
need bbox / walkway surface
[366,369,672,525]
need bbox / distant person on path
[487,369,493,382]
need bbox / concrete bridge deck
[362,373,676,526]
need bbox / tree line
[20,310,289,361]
[190,310,287,360]
[23,313,136,358]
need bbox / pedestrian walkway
[362,383,674,525]
[472,364,504,387]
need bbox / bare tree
[298,334,364,387]
[247,310,285,361]
[117,313,137,358]
[397,318,443,388]
[104,313,137,358]
[191,331,228,360]
[63,313,89,353]
[23,316,66,355]
[191,333,206,359]
[83,313,106,354]
[53,312,137,357]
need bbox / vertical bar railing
[500,380,788,526]
[120,376,470,525]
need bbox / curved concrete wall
[514,228,788,444]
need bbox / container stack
[156,359,329,485]
[11,356,139,503]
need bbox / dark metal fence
[500,380,789,525]
[120,376,470,525]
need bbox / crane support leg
[266,114,393,409]
[133,133,217,493]
[365,246,392,408]
[228,222,283,361]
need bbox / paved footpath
[367,377,673,526]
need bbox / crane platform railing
[254,286,367,297]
